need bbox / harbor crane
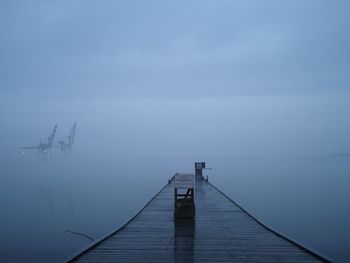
[57,122,77,154]
[20,125,58,155]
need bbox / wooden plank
[68,181,331,263]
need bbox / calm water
[0,155,349,262]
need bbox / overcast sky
[1,0,350,98]
[1,1,349,158]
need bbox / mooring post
[195,162,206,180]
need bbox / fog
[2,0,350,98]
[1,93,350,159]
[1,0,350,262]
[1,94,349,262]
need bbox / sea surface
[0,154,349,262]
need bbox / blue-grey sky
[0,0,349,158]
[1,0,350,98]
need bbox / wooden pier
[68,177,330,263]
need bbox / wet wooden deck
[68,181,330,262]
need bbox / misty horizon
[1,1,349,262]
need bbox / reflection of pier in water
[68,180,330,262]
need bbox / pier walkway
[69,180,330,262]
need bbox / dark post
[195,162,206,180]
